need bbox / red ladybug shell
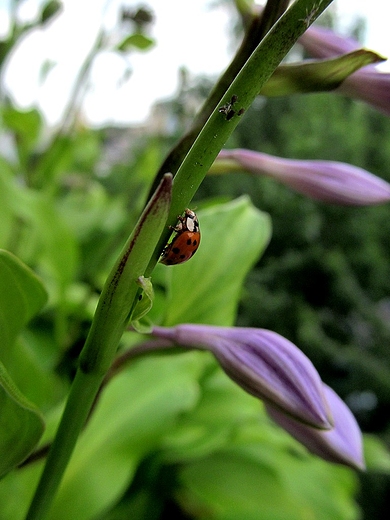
[160,209,201,265]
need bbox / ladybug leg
[168,224,181,233]
[170,218,184,233]
[166,213,185,236]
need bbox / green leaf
[261,49,385,96]
[1,106,42,159]
[0,251,47,475]
[47,353,202,520]
[162,197,271,326]
[273,451,359,520]
[40,0,62,25]
[0,157,79,295]
[161,368,260,462]
[0,250,48,365]
[179,442,359,520]
[179,450,301,520]
[0,461,43,520]
[29,196,79,292]
[0,360,45,477]
[117,34,154,52]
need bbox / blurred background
[1,1,390,518]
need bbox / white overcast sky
[1,0,389,127]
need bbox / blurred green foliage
[0,1,389,519]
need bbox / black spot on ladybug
[172,247,180,254]
[186,238,192,245]
[180,254,186,259]
[192,239,198,246]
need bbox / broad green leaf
[229,423,360,520]
[0,251,47,476]
[48,352,203,520]
[179,450,301,520]
[0,250,61,409]
[273,450,359,520]
[161,197,271,326]
[0,461,43,520]
[261,49,384,97]
[179,443,359,520]
[0,169,79,295]
[0,250,47,365]
[0,360,44,477]
[9,190,79,295]
[161,368,261,462]
[117,34,154,52]
[29,197,79,292]
[9,335,67,410]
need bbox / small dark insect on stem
[219,94,238,120]
[219,95,245,120]
[226,109,235,120]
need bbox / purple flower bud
[340,70,390,117]
[152,324,333,429]
[266,385,365,470]
[300,26,390,116]
[299,26,360,59]
[217,149,390,205]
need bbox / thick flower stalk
[151,324,364,470]
[299,25,390,116]
[215,148,390,205]
[266,385,365,470]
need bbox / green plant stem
[146,0,334,273]
[148,6,269,195]
[25,369,103,520]
[25,175,172,520]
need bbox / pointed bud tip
[266,385,365,471]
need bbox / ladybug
[160,209,201,265]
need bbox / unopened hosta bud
[216,149,390,205]
[299,25,359,59]
[300,26,390,116]
[151,324,364,469]
[152,324,333,429]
